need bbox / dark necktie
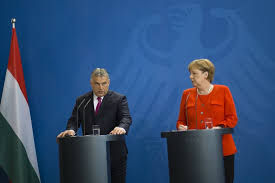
[95,97,102,115]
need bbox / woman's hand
[212,126,222,129]
[178,125,188,131]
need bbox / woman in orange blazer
[176,59,238,183]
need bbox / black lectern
[161,128,232,183]
[57,135,125,183]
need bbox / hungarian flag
[0,27,40,182]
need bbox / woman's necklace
[197,84,213,95]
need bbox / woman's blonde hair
[188,59,215,83]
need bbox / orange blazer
[176,85,238,156]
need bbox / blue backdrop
[0,0,275,182]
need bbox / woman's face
[189,68,208,88]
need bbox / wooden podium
[57,135,125,183]
[161,128,232,183]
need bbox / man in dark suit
[57,68,132,183]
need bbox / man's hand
[57,130,75,138]
[178,125,188,131]
[110,127,126,135]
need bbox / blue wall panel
[0,0,275,182]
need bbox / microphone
[82,98,92,135]
[195,92,198,129]
[75,98,86,136]
[185,92,190,129]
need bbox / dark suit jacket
[66,90,132,156]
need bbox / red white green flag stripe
[0,27,40,183]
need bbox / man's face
[90,76,110,97]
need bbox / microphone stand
[76,98,86,136]
[83,98,92,135]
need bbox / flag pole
[11,18,16,28]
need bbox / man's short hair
[90,68,109,82]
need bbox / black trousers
[111,154,127,183]
[224,154,235,183]
[110,141,128,183]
